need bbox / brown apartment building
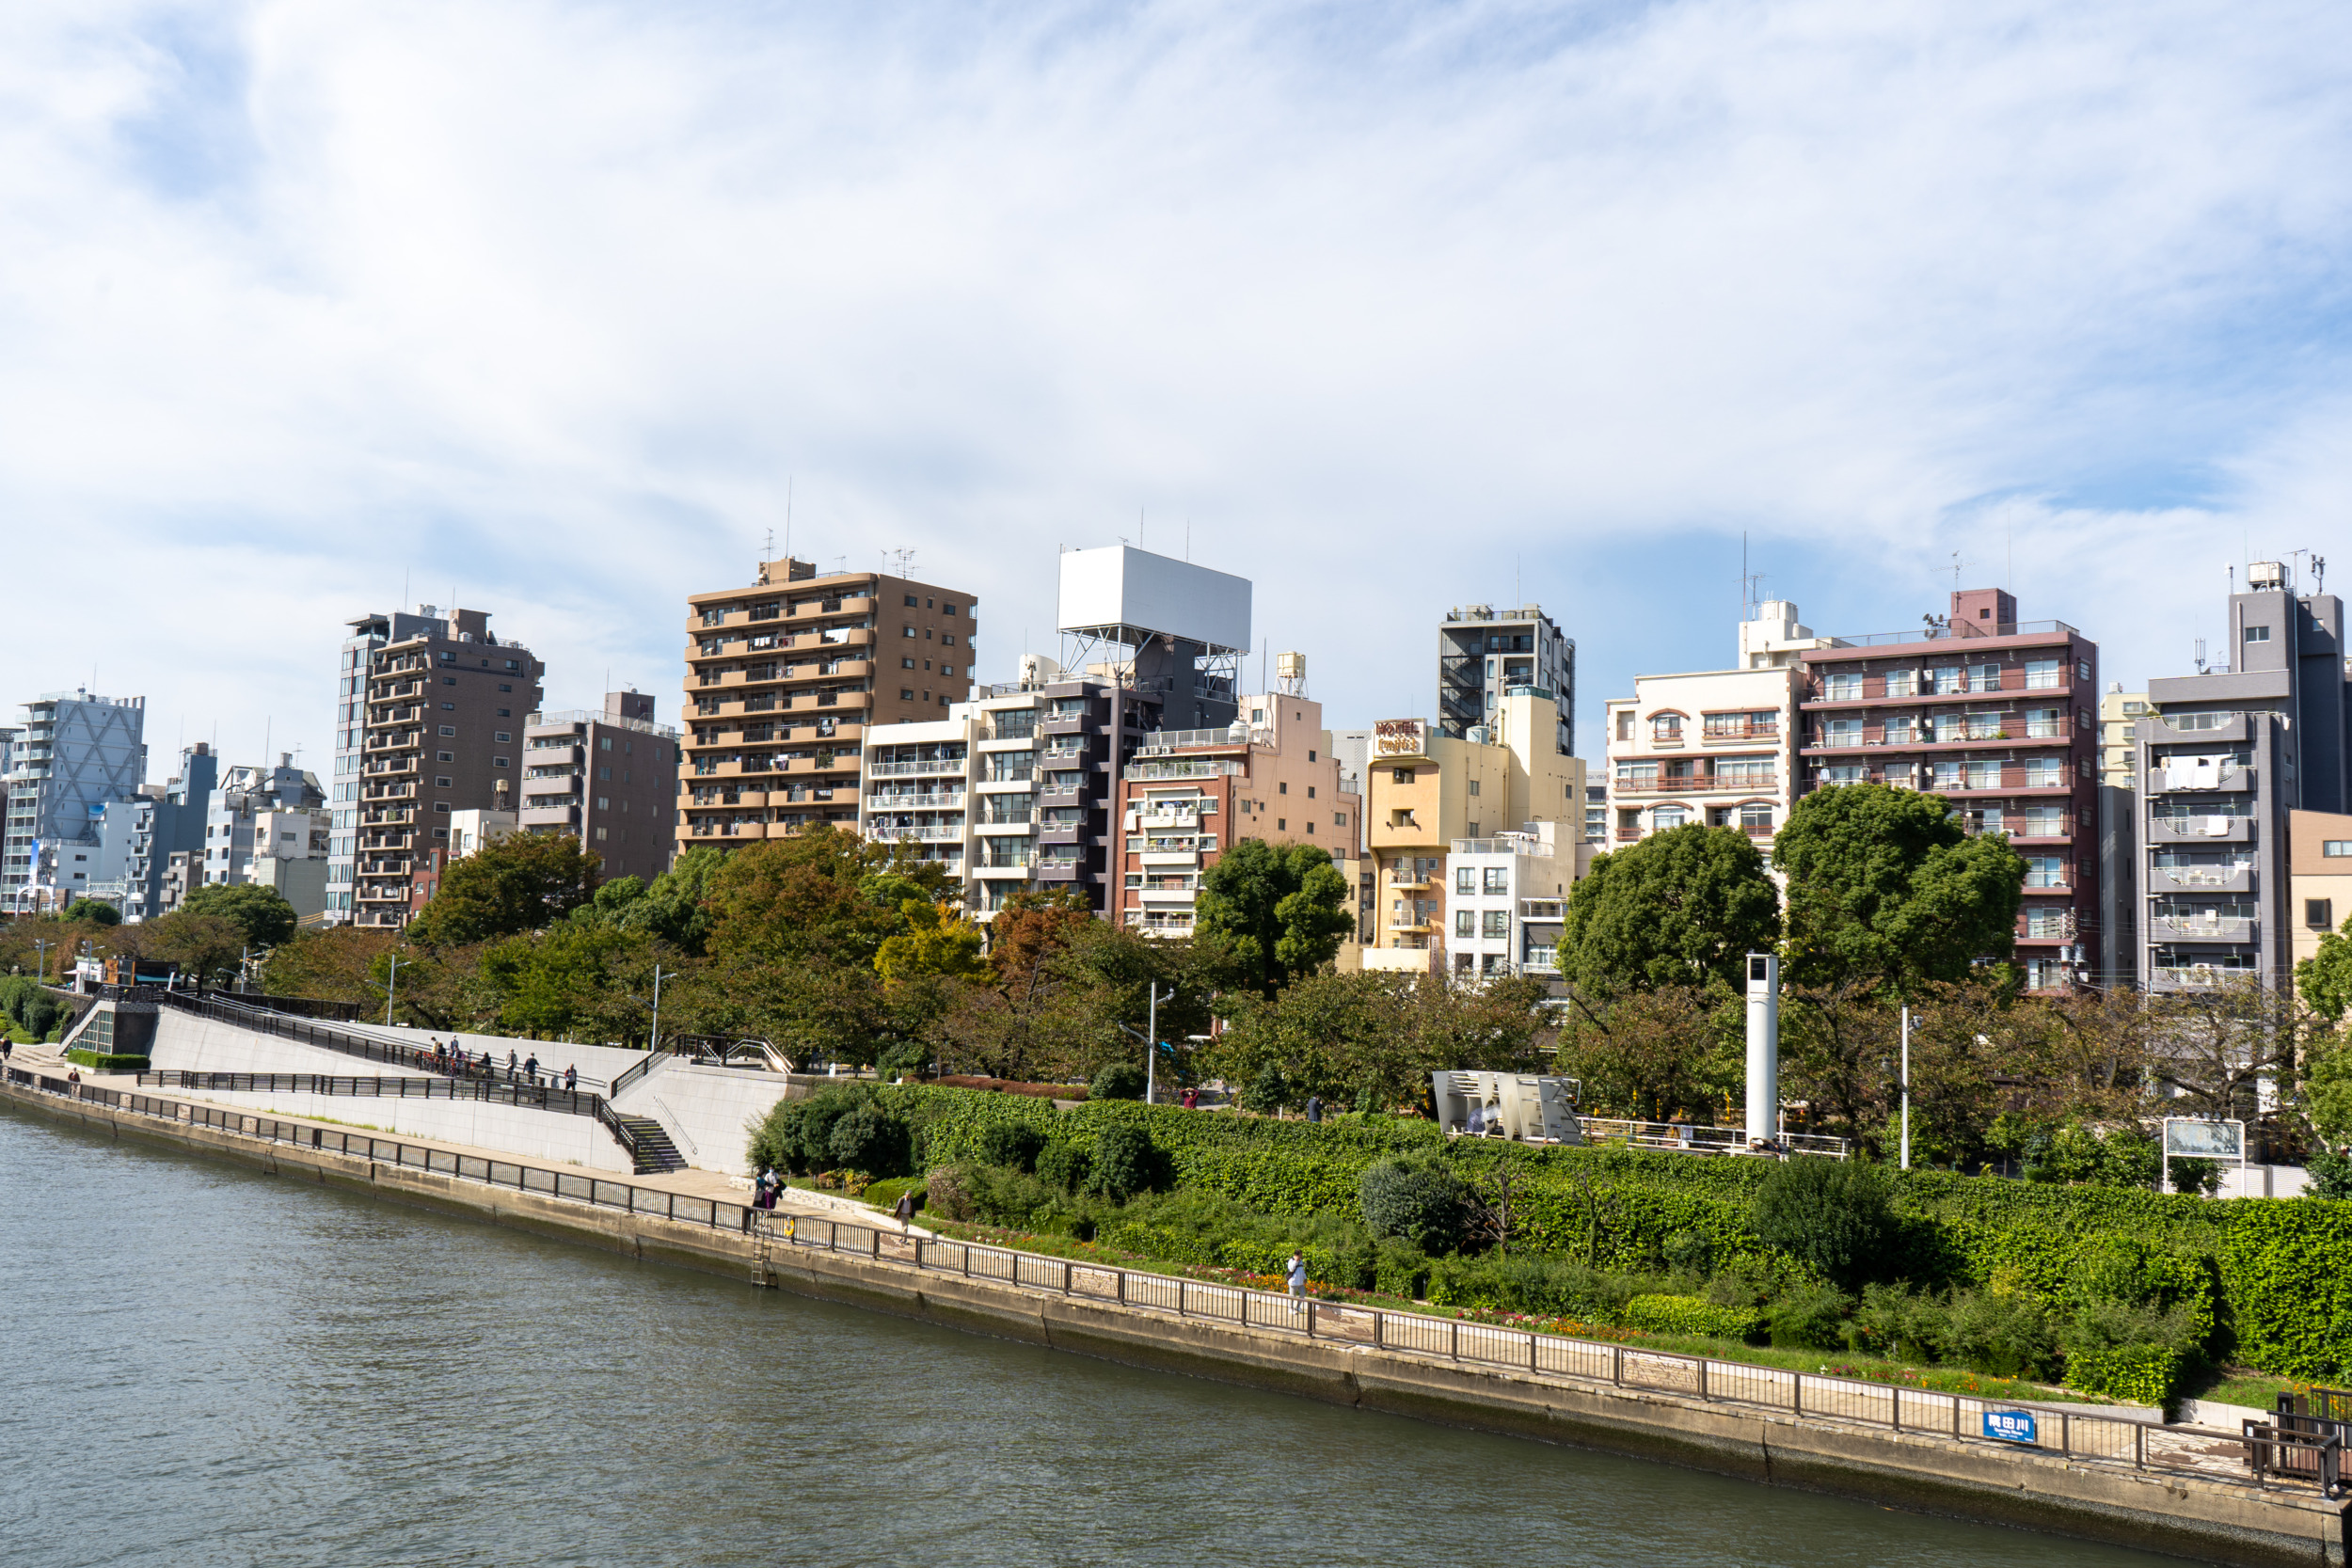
[1796,588,2099,990]
[522,690,680,882]
[679,557,977,852]
[1110,691,1353,938]
[347,607,545,927]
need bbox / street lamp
[649,964,678,1053]
[383,953,405,1026]
[1118,983,1177,1103]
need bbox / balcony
[2149,815,2253,844]
[2152,964,2255,991]
[866,758,967,778]
[2149,916,2257,944]
[2150,864,2252,894]
[1141,849,1201,868]
[1699,720,1780,741]
[1613,774,1776,796]
[866,790,968,811]
[2148,763,2252,794]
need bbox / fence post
[1452,1320,1460,1360]
[1613,1344,1622,1386]
[1697,1357,1708,1401]
[1891,1388,1900,1432]
[2135,1422,2145,1470]
[1529,1333,1537,1374]
[2060,1412,2071,1456]
[1951,1396,1961,1440]
[1792,1373,1802,1416]
[1374,1310,1383,1351]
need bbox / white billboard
[1057,546,1250,654]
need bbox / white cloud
[0,0,2348,771]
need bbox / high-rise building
[2096,689,2150,987]
[2136,562,2352,990]
[2,689,147,912]
[1796,588,2100,992]
[199,755,330,923]
[1603,602,1823,858]
[521,691,679,883]
[86,741,216,919]
[678,556,976,855]
[1361,689,1584,973]
[333,606,544,928]
[1110,689,1351,940]
[1438,603,1575,756]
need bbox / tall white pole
[1743,953,1779,1147]
[1145,983,1162,1104]
[1899,1005,1911,1171]
[385,954,402,1026]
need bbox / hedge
[2062,1345,2187,1407]
[1623,1293,1766,1342]
[854,1086,2352,1378]
[64,1051,151,1071]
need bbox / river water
[0,1107,2184,1568]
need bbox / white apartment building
[201,756,331,917]
[1444,822,1569,978]
[1602,603,1825,852]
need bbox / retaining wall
[612,1057,789,1175]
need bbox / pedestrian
[893,1189,915,1225]
[506,1049,518,1083]
[1285,1251,1308,1302]
[68,1069,82,1085]
[524,1053,539,1086]
[1305,1094,1323,1124]
[1181,1085,1199,1109]
[564,1064,578,1094]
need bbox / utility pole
[384,954,405,1026]
[1144,982,1174,1104]
[649,964,678,1053]
[1899,1005,1912,1171]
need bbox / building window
[2310,899,2336,931]
[2246,626,2272,643]
[437,751,454,761]
[1455,867,1475,895]
[499,684,512,693]
[1334,813,1347,827]
[435,802,452,814]
[903,657,916,670]
[436,776,453,787]
[944,602,959,616]
[494,731,511,743]
[1392,768,1412,784]
[904,594,919,607]
[1483,867,1508,894]
[1652,805,1688,830]
[439,725,456,736]
[2326,841,2352,857]
[493,757,509,768]
[1739,803,1772,831]
[596,827,609,842]
[1454,910,1475,938]
[943,665,956,677]
[1651,714,1682,741]
[1483,910,1509,937]
[901,688,915,700]
[443,675,457,686]
[441,702,456,711]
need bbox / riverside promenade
[3,1055,2344,1568]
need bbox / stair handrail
[593,1098,646,1166]
[608,1053,658,1099]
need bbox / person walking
[564,1064,578,1094]
[1305,1094,1323,1124]
[1285,1250,1308,1304]
[524,1053,539,1086]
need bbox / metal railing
[1567,1118,1850,1159]
[758,1212,2295,1490]
[135,1069,604,1117]
[7,1068,741,1232]
[154,990,616,1096]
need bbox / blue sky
[3,0,2351,771]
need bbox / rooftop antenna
[1948,551,1975,592]
[2195,638,2208,674]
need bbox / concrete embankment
[4,1074,2342,1568]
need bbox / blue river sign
[1982,1410,2038,1444]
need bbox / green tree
[407,832,600,946]
[1561,824,1779,993]
[577,846,724,952]
[61,899,120,927]
[1194,838,1351,998]
[261,927,399,1005]
[874,900,987,984]
[140,911,247,985]
[180,882,298,950]
[2297,929,2352,1024]
[1773,782,2025,990]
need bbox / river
[0,1106,2185,1568]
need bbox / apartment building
[2,689,147,911]
[1444,822,1570,979]
[2290,811,2352,971]
[2135,562,2352,991]
[199,756,330,921]
[2095,689,2150,987]
[1111,691,1352,939]
[521,691,678,883]
[1362,689,1583,972]
[678,556,976,855]
[406,809,518,916]
[859,713,979,896]
[1603,603,1822,854]
[1795,589,2100,991]
[339,606,545,928]
[1438,604,1576,757]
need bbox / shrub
[1358,1158,1472,1255]
[1037,1140,1093,1193]
[1941,1290,2059,1381]
[975,1122,1047,1174]
[1661,1229,1715,1276]
[2169,1157,2220,1196]
[1765,1281,1851,1349]
[926,1164,976,1222]
[1427,1252,1631,1319]
[2305,1149,2352,1201]
[1752,1159,1899,1291]
[1090,1062,1148,1102]
[1624,1293,1764,1342]
[1841,1283,1947,1363]
[829,1102,913,1178]
[1089,1125,1168,1199]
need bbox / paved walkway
[25,1053,928,1235]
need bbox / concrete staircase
[612,1114,686,1174]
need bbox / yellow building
[1361,689,1582,972]
[2099,688,2150,789]
[2291,810,2352,970]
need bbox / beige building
[2101,689,2151,788]
[2290,810,2352,969]
[1361,689,1582,972]
[679,557,977,854]
[1602,603,1824,853]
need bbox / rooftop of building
[528,708,679,739]
[685,556,974,607]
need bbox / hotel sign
[1374,719,1428,759]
